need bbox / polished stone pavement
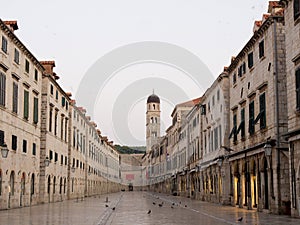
[0,191,299,225]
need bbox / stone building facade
[144,0,297,217]
[0,20,44,209]
[198,71,230,205]
[0,20,121,210]
[280,0,300,217]
[226,4,289,214]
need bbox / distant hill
[115,145,146,154]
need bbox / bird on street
[158,203,163,207]
[147,210,151,214]
[237,217,243,222]
[105,204,109,207]
[153,202,156,205]
[112,207,115,210]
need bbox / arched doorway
[30,173,35,205]
[263,157,269,209]
[20,172,26,206]
[47,176,51,202]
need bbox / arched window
[71,178,74,192]
[53,177,56,194]
[155,117,158,123]
[21,172,26,195]
[31,174,35,195]
[10,171,15,196]
[47,176,51,194]
[153,104,155,110]
[64,178,66,194]
[150,117,154,123]
[59,177,62,194]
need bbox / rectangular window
[22,140,27,153]
[249,101,255,135]
[33,97,38,124]
[248,52,253,69]
[25,59,30,73]
[294,0,300,20]
[296,68,300,110]
[32,143,36,155]
[50,85,54,95]
[240,108,245,138]
[1,36,7,53]
[54,112,58,135]
[12,135,17,151]
[14,48,19,64]
[0,130,4,146]
[12,82,18,113]
[62,96,65,107]
[23,90,29,120]
[259,93,266,129]
[259,40,264,58]
[233,73,237,84]
[49,108,53,132]
[0,72,6,106]
[55,152,58,162]
[34,69,38,81]
[60,116,64,140]
[49,150,53,160]
[65,156,68,165]
[55,90,58,100]
[61,155,63,165]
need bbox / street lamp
[45,156,50,167]
[1,143,9,158]
[264,143,272,156]
[217,158,223,167]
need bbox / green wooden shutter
[23,90,29,119]
[33,97,38,124]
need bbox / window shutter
[12,82,18,113]
[0,72,6,106]
[23,90,29,119]
[33,97,38,124]
[0,130,4,146]
[259,93,266,129]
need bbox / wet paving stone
[0,192,300,225]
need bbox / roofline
[226,15,283,73]
[0,19,45,72]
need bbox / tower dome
[147,94,160,103]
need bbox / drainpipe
[273,17,282,213]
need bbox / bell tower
[146,92,160,153]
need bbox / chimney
[40,61,55,75]
[4,21,18,33]
[253,20,262,33]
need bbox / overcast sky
[2,0,269,146]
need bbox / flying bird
[237,217,243,222]
[147,210,151,214]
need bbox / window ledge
[259,56,266,62]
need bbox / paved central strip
[96,193,124,225]
[147,193,238,225]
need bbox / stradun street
[1,1,300,224]
[0,191,300,225]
